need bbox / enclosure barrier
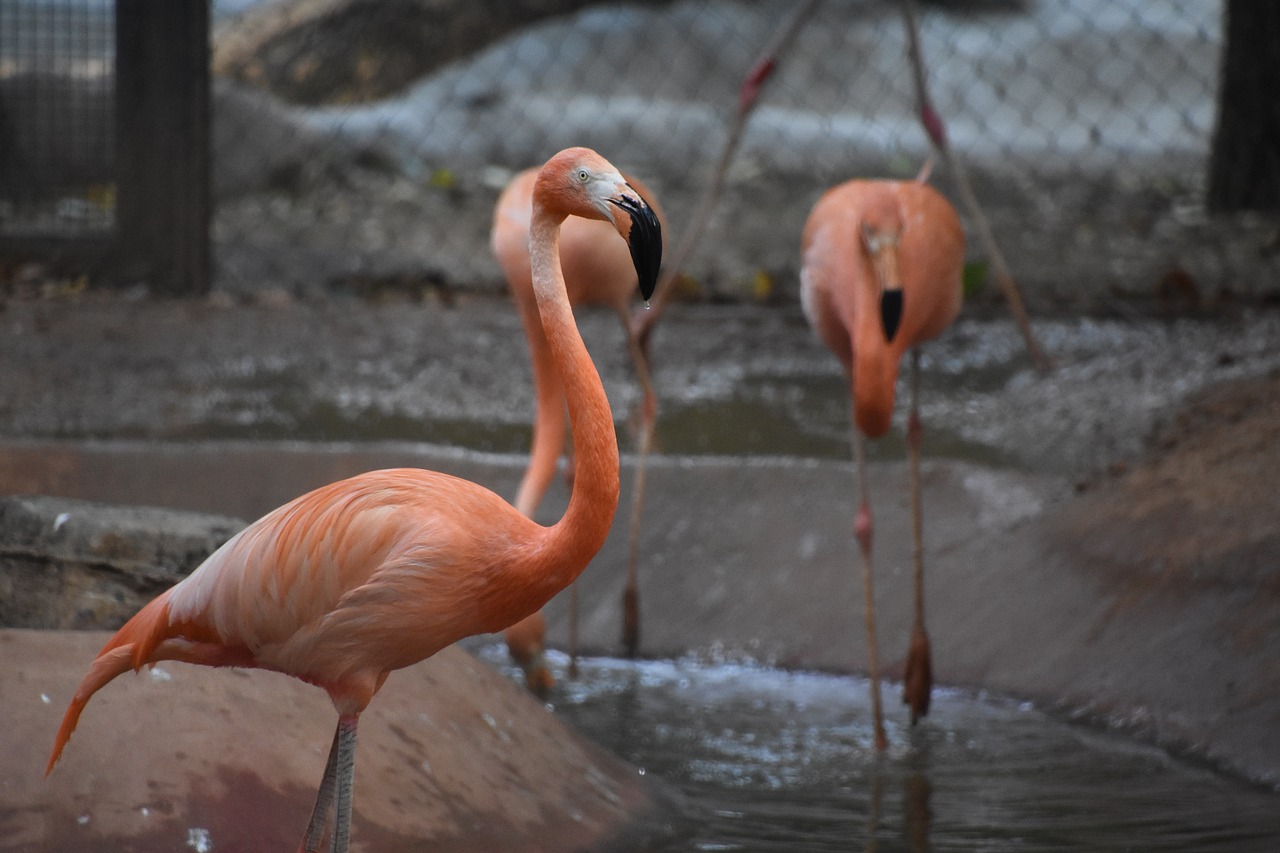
[2,1,1275,311]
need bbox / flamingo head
[860,203,905,343]
[536,147,663,302]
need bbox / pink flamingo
[46,147,662,852]
[800,176,963,748]
[492,165,666,684]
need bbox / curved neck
[527,211,621,577]
[851,252,899,438]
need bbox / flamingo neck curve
[526,208,621,581]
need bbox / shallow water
[477,647,1280,852]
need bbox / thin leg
[329,714,359,853]
[902,348,932,723]
[298,726,340,853]
[621,311,658,658]
[563,418,582,680]
[568,584,580,679]
[853,425,888,751]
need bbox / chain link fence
[0,0,114,237]
[4,0,1275,313]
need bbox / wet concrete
[2,296,1276,475]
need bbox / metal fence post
[115,0,210,295]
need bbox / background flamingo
[46,147,662,853]
[492,165,667,683]
[799,177,963,749]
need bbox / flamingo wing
[48,468,538,771]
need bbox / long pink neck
[526,210,621,580]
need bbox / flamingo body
[800,177,963,741]
[50,470,550,744]
[801,180,962,436]
[48,147,662,853]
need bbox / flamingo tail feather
[46,593,174,775]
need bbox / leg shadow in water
[904,734,933,853]
[862,759,886,853]
[859,730,934,853]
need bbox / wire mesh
[6,0,1278,310]
[0,0,115,237]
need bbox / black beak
[610,194,663,302]
[880,289,904,342]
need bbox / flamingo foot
[504,611,553,696]
[622,586,641,658]
[902,624,932,724]
[524,656,554,698]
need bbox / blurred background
[2,0,1277,312]
[5,6,1280,848]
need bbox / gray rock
[0,495,243,630]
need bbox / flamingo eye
[576,169,590,183]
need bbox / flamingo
[492,165,666,683]
[45,147,663,853]
[799,177,963,749]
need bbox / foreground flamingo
[800,177,963,748]
[493,165,666,683]
[46,147,662,853]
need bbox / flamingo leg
[568,585,581,679]
[329,714,359,853]
[621,311,657,658]
[852,423,888,751]
[902,348,932,723]
[298,725,340,853]
[563,416,582,679]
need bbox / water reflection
[474,648,1280,852]
[901,756,930,853]
[861,762,926,852]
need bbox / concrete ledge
[0,495,243,629]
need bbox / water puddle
[134,368,1007,467]
[653,375,1009,467]
[478,647,1280,852]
